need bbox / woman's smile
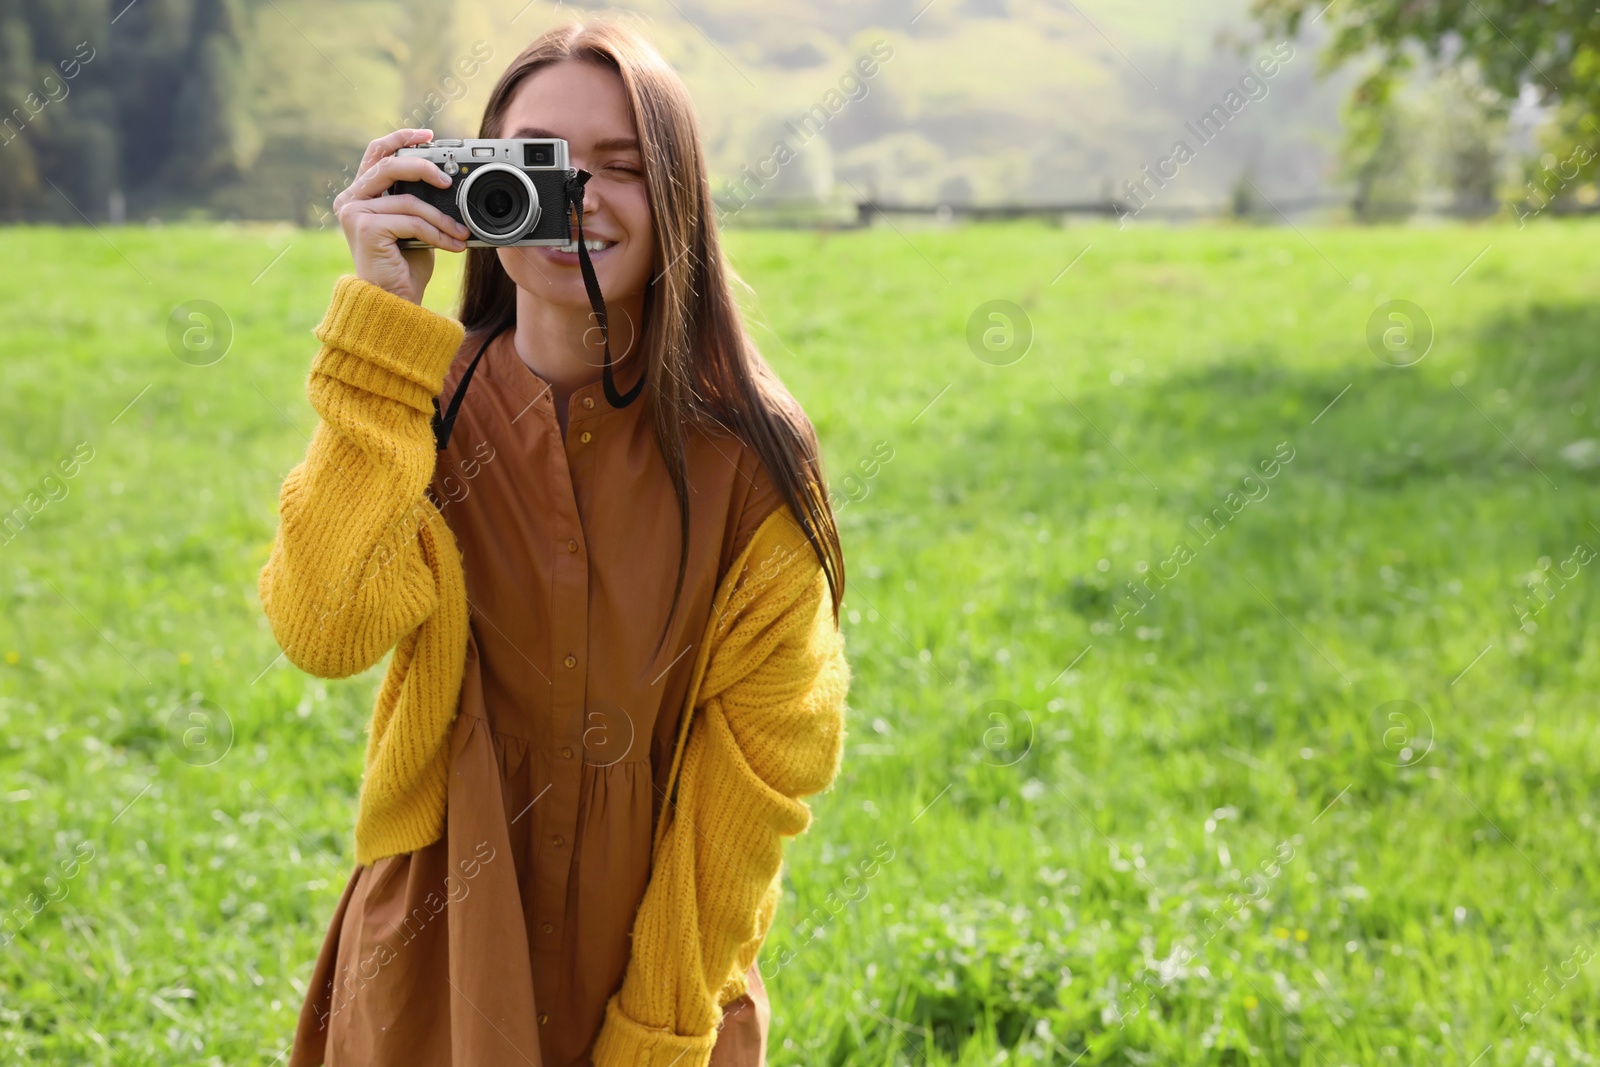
[539,235,618,266]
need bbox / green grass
[2,218,1598,1065]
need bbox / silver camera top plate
[396,138,570,171]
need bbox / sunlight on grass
[1,220,1597,1064]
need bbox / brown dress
[287,326,781,1067]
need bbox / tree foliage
[1252,0,1600,109]
[1252,0,1600,213]
[0,0,255,222]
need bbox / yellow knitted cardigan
[257,276,849,1066]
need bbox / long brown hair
[458,20,843,618]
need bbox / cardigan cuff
[311,275,465,414]
[591,996,717,1067]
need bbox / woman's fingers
[339,129,439,210]
[335,154,453,213]
[341,129,454,303]
[357,128,434,178]
[354,194,472,242]
[349,204,468,253]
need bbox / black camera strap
[432,320,508,451]
[567,169,647,410]
[432,167,643,451]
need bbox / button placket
[534,398,590,952]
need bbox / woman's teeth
[556,239,613,253]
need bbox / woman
[259,20,849,1067]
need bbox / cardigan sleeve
[257,274,465,680]
[258,276,473,865]
[591,510,849,1067]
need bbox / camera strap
[432,321,508,451]
[566,169,646,410]
[431,167,643,451]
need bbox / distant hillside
[76,0,1356,221]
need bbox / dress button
[542,922,554,934]
[561,746,574,759]
[582,397,594,409]
[567,539,578,553]
[539,1013,550,1025]
[553,835,565,847]
[564,654,577,669]
[580,431,592,444]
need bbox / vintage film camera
[391,137,645,444]
[389,138,582,247]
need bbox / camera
[391,137,643,440]
[388,138,578,247]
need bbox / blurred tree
[1329,64,1509,220]
[0,0,254,222]
[1340,71,1422,221]
[1430,66,1506,215]
[0,0,109,219]
[1253,0,1599,215]
[1252,0,1598,112]
[1229,167,1266,220]
[397,0,454,128]
[165,0,260,192]
[0,1,44,216]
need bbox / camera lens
[484,188,514,219]
[456,163,540,244]
[468,174,526,235]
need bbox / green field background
[1,220,1598,1064]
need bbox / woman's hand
[334,128,474,305]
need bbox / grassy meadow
[1,217,1598,1065]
